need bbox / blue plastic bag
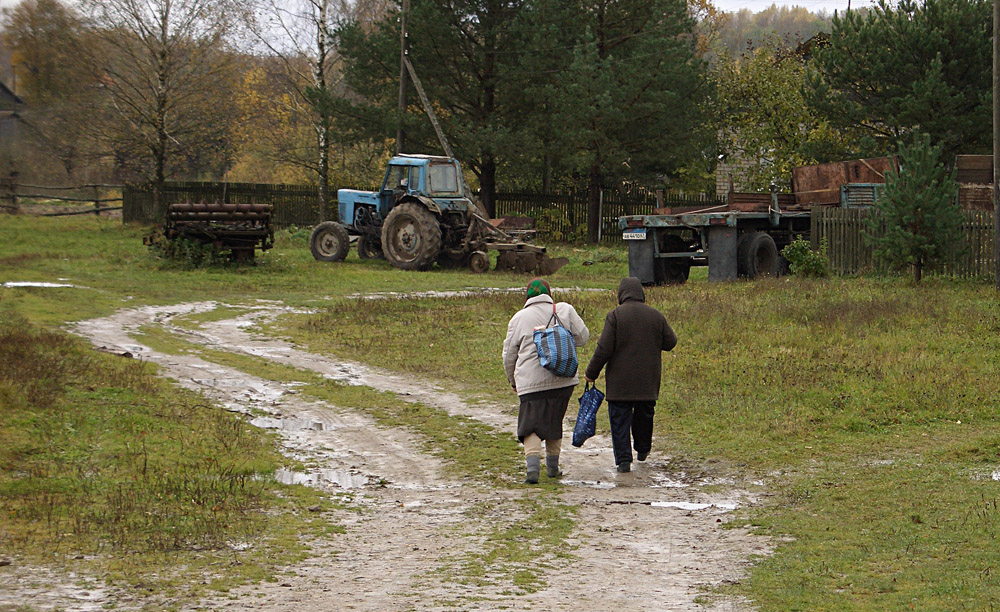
[533,305,578,377]
[572,382,604,447]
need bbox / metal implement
[164,201,274,261]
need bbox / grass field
[2,214,1000,610]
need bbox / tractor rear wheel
[309,222,350,262]
[381,202,442,270]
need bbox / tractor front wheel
[357,235,383,260]
[381,202,442,270]
[309,222,350,262]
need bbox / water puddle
[606,499,740,511]
[651,501,739,511]
[251,416,324,431]
[562,479,617,489]
[648,474,691,489]
[972,469,1000,481]
[401,499,467,515]
[273,468,369,489]
[3,281,85,288]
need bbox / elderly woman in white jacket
[503,278,589,484]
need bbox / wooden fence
[811,207,996,278]
[1,175,123,216]
[124,181,725,244]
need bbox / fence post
[92,184,101,216]
[2,171,18,213]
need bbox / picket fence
[811,207,996,278]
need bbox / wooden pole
[396,0,409,155]
[6,171,18,213]
[994,0,999,289]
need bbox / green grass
[4,215,1000,610]
[0,310,335,608]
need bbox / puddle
[401,499,467,515]
[251,416,324,431]
[648,474,691,489]
[273,468,369,489]
[651,501,740,511]
[562,479,617,489]
[3,281,85,288]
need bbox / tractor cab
[377,155,471,217]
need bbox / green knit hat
[526,278,551,298]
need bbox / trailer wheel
[655,234,691,285]
[381,202,442,270]
[737,232,779,279]
[357,235,383,260]
[310,222,350,262]
[468,250,489,273]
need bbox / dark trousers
[607,400,656,466]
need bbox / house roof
[0,81,23,110]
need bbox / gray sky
[712,0,876,14]
[0,0,872,16]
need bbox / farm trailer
[620,157,894,284]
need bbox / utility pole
[994,0,999,289]
[396,0,410,155]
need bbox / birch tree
[79,0,243,203]
[246,0,391,220]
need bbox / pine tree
[865,133,964,283]
[807,0,991,160]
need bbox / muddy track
[60,301,769,611]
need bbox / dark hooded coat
[584,277,677,402]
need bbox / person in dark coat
[585,277,677,473]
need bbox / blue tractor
[309,154,565,274]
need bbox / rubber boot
[524,456,540,484]
[546,455,562,478]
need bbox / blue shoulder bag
[532,303,578,377]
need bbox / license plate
[622,230,646,240]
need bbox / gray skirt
[516,385,575,443]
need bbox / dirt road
[35,300,770,611]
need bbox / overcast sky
[713,0,875,14]
[0,0,874,13]
[0,0,870,20]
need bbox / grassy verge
[0,310,337,609]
